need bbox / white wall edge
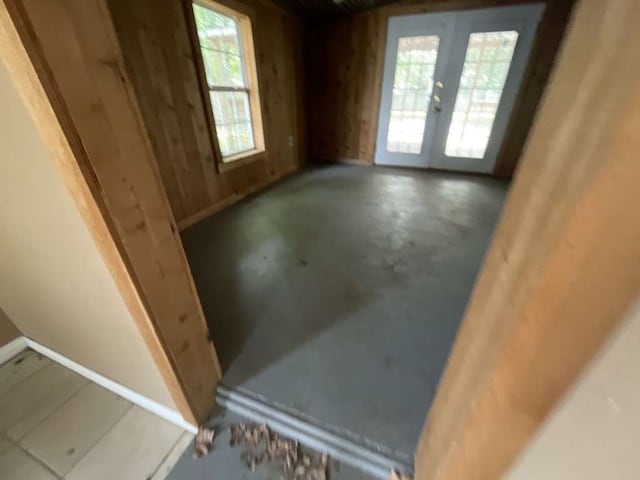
[20,337,197,434]
[0,336,28,365]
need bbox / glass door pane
[386,35,440,154]
[445,31,518,159]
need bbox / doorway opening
[104,0,570,474]
[177,0,551,468]
[376,4,543,172]
[12,0,640,478]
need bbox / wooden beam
[0,0,221,423]
[415,0,640,478]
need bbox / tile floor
[0,349,193,480]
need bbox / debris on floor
[193,421,330,479]
[230,423,329,479]
[192,426,216,459]
[390,469,412,480]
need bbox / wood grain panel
[309,0,574,176]
[414,0,640,478]
[493,0,575,177]
[108,0,306,227]
[309,10,382,163]
[0,0,220,423]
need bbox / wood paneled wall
[108,0,307,228]
[493,0,575,176]
[309,11,382,165]
[308,0,575,177]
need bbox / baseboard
[313,157,374,166]
[177,166,301,232]
[177,195,240,232]
[336,158,374,166]
[0,336,28,364]
[22,337,197,434]
[217,384,413,479]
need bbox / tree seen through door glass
[193,3,255,157]
[386,35,440,154]
[445,31,518,159]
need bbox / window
[191,0,264,163]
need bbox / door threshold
[217,384,413,479]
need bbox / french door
[375,4,544,172]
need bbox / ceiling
[275,0,401,19]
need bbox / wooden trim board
[176,163,296,231]
[414,0,640,478]
[177,194,245,232]
[0,0,220,424]
[4,1,636,478]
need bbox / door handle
[433,80,444,113]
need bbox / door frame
[415,0,640,478]
[0,0,221,426]
[4,1,640,479]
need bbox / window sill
[217,149,265,173]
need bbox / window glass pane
[193,4,245,88]
[210,91,255,157]
[386,35,440,154]
[445,31,518,159]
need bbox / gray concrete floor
[182,165,508,457]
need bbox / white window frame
[189,0,265,168]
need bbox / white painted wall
[505,301,640,479]
[0,60,176,410]
[0,307,19,346]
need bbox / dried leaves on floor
[191,421,330,479]
[192,426,216,459]
[229,422,329,479]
